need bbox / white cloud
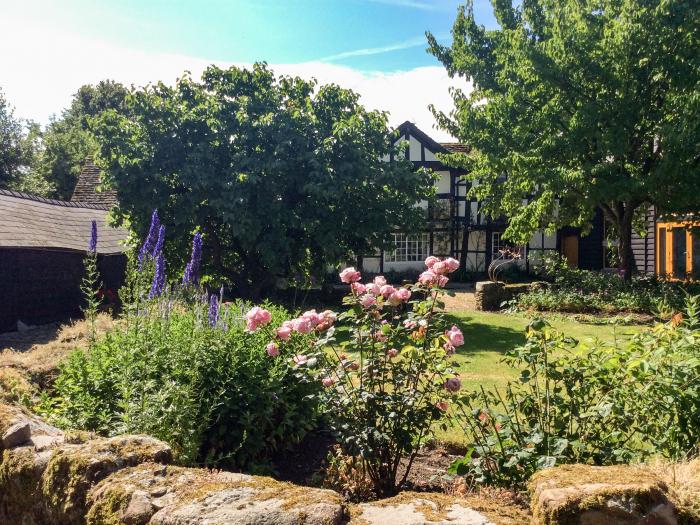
[318,36,428,62]
[0,14,467,142]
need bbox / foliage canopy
[92,63,433,295]
[429,0,700,275]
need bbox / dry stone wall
[1,401,698,524]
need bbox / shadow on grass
[444,314,526,356]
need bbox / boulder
[348,492,529,525]
[87,462,345,525]
[529,464,679,525]
[0,400,172,525]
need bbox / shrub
[41,214,321,470]
[272,258,465,497]
[514,253,696,315]
[451,295,700,487]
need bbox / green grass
[437,310,647,446]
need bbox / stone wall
[474,281,535,311]
[2,400,697,524]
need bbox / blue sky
[13,0,497,71]
[1,0,498,139]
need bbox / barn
[0,188,129,332]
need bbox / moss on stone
[0,367,36,404]
[85,483,132,525]
[0,447,42,522]
[529,464,673,525]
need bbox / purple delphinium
[88,220,98,253]
[208,293,219,327]
[183,232,203,286]
[154,225,165,256]
[138,210,160,269]
[148,252,166,299]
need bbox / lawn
[437,310,646,446]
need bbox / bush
[41,214,321,470]
[513,254,696,315]
[451,295,700,487]
[275,259,465,497]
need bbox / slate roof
[0,189,129,254]
[71,158,118,208]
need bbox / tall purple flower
[208,294,219,327]
[183,232,203,286]
[149,252,166,299]
[154,225,166,256]
[88,220,98,253]
[138,210,160,269]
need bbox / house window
[491,232,505,259]
[385,233,430,262]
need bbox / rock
[348,492,530,525]
[2,421,30,448]
[529,464,679,525]
[87,463,345,525]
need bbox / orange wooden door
[562,235,579,268]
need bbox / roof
[396,121,451,155]
[71,158,118,208]
[440,143,471,154]
[0,189,129,254]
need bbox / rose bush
[265,258,465,496]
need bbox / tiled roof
[440,143,471,154]
[71,158,118,208]
[0,189,129,254]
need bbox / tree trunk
[617,211,635,281]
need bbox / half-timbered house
[361,121,562,276]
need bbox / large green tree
[0,88,37,190]
[93,63,433,296]
[428,0,700,276]
[32,80,127,199]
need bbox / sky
[0,0,498,140]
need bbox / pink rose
[302,309,321,327]
[438,275,449,288]
[276,321,293,340]
[388,288,411,306]
[403,319,417,329]
[379,284,396,298]
[445,325,464,347]
[425,256,439,269]
[351,282,366,295]
[418,270,437,286]
[359,294,376,308]
[322,377,336,388]
[316,310,336,331]
[387,348,399,358]
[340,267,361,283]
[292,317,313,334]
[293,354,308,366]
[432,261,448,275]
[246,307,272,331]
[435,401,449,412]
[266,342,279,357]
[371,331,388,342]
[373,275,387,286]
[347,361,360,371]
[445,377,461,392]
[443,342,456,356]
[445,257,460,273]
[365,282,381,295]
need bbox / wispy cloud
[365,0,438,10]
[319,36,427,62]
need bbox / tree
[428,0,700,277]
[0,88,36,189]
[32,81,127,199]
[92,63,433,296]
